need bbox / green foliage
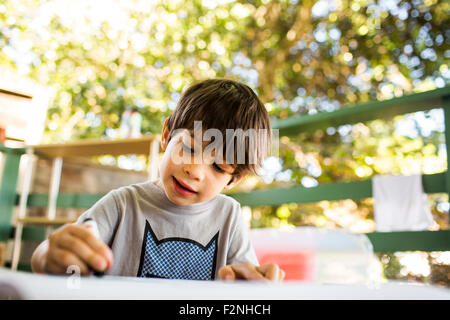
[1,0,448,142]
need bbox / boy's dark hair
[166,79,271,180]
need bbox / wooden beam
[272,86,450,136]
[21,193,105,208]
[17,217,76,226]
[0,224,46,242]
[227,172,446,207]
[28,135,160,159]
[0,88,33,99]
[366,230,450,252]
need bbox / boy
[31,79,284,281]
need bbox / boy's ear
[223,173,248,190]
[161,118,170,151]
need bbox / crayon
[81,218,105,277]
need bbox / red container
[254,249,315,281]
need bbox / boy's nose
[182,163,205,181]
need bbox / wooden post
[0,147,24,269]
[443,94,450,228]
[0,242,6,267]
[45,157,63,238]
[11,148,34,271]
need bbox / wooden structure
[0,135,160,270]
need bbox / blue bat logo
[137,220,219,280]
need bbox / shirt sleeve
[73,190,120,246]
[225,201,259,266]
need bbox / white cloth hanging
[372,174,434,232]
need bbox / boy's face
[158,119,245,206]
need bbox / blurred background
[0,0,449,286]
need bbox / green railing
[229,86,450,252]
[0,145,25,242]
[0,87,450,271]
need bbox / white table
[0,268,449,300]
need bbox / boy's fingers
[66,225,113,268]
[48,247,90,275]
[57,232,108,272]
[256,264,277,281]
[256,264,284,281]
[44,254,67,274]
[218,265,235,281]
[219,264,266,281]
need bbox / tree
[243,0,448,107]
[1,0,447,141]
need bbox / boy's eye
[212,163,225,173]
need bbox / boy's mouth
[172,176,197,195]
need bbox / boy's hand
[218,263,285,282]
[44,224,113,275]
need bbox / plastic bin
[250,227,382,284]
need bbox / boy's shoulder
[216,192,241,208]
[108,180,156,198]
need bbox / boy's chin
[165,190,199,206]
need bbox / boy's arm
[31,190,118,275]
